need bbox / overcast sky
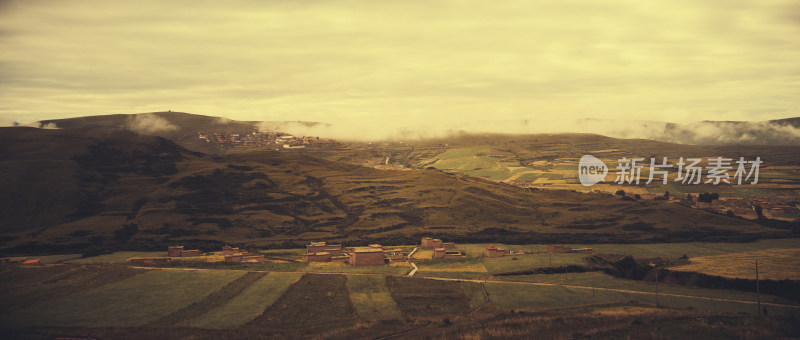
[1,0,798,133]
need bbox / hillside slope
[37,111,328,154]
[1,127,787,254]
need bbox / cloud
[125,113,178,134]
[257,116,800,145]
[21,121,59,129]
[0,0,797,129]
[39,122,59,129]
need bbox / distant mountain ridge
[34,111,800,146]
[37,112,333,154]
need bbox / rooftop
[354,248,385,253]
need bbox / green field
[303,262,412,275]
[346,275,403,321]
[478,239,800,260]
[0,265,143,312]
[483,253,589,274]
[416,256,486,270]
[2,238,800,333]
[415,271,488,279]
[498,272,794,305]
[486,281,596,310]
[67,251,168,263]
[421,147,520,181]
[386,276,475,317]
[151,271,268,326]
[484,279,798,316]
[247,274,359,332]
[188,272,303,329]
[559,239,800,259]
[0,269,245,327]
[670,248,800,280]
[515,172,544,182]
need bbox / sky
[0,0,798,139]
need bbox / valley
[2,112,800,339]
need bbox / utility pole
[565,266,568,281]
[756,260,761,316]
[549,252,552,266]
[592,271,596,300]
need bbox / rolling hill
[0,125,790,255]
[36,111,330,154]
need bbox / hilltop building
[434,248,465,259]
[421,237,442,249]
[221,246,266,263]
[303,241,345,263]
[168,245,203,257]
[350,248,387,266]
[222,245,241,256]
[384,247,405,261]
[302,252,332,263]
[306,242,342,254]
[485,245,509,258]
[421,237,458,249]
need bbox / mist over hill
[31,112,800,145]
[0,125,786,255]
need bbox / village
[195,127,338,151]
[0,238,596,270]
[109,237,593,269]
[692,196,799,220]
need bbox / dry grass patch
[346,275,402,321]
[188,271,303,329]
[0,269,246,327]
[591,306,665,317]
[671,248,800,280]
[246,274,359,333]
[386,276,473,318]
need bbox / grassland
[483,253,589,274]
[346,275,403,321]
[670,248,800,280]
[401,303,798,340]
[415,256,486,272]
[247,274,359,332]
[414,255,489,278]
[0,265,144,312]
[415,271,489,279]
[411,249,434,260]
[394,135,800,204]
[150,271,267,326]
[485,281,597,310]
[0,269,246,327]
[36,254,83,264]
[67,251,167,263]
[490,238,800,259]
[415,244,590,272]
[4,126,788,257]
[483,279,800,316]
[188,272,304,329]
[386,276,475,318]
[1,260,799,338]
[302,261,412,275]
[2,238,800,335]
[496,272,795,305]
